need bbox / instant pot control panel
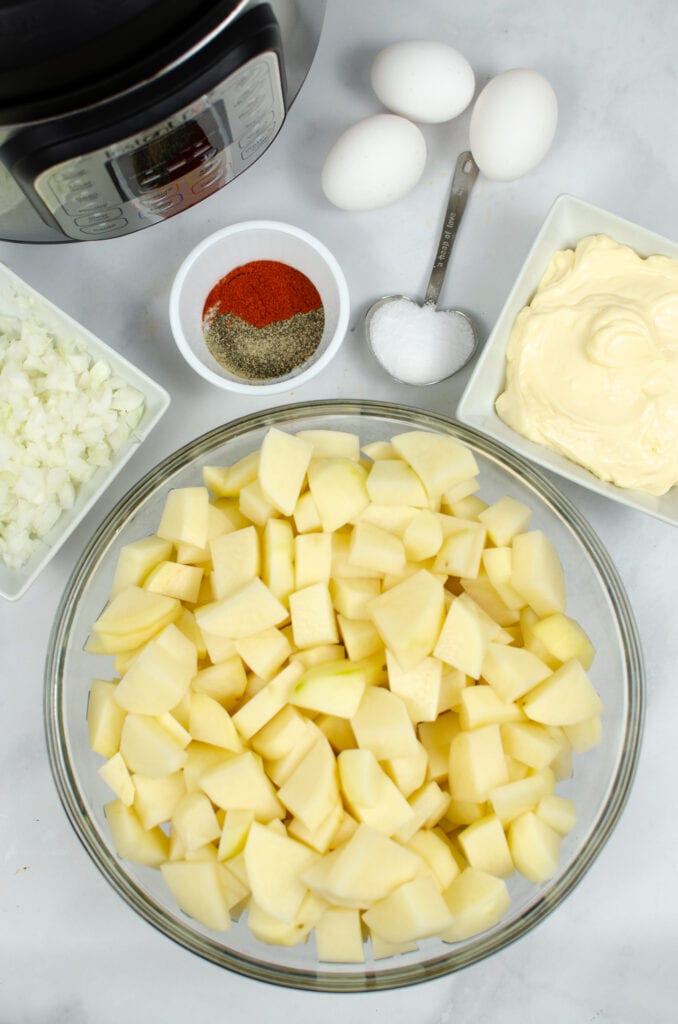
[30,52,284,240]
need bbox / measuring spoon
[365,150,479,385]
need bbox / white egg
[470,69,558,182]
[321,114,427,211]
[371,40,475,124]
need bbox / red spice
[203,259,322,328]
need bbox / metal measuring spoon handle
[424,151,479,308]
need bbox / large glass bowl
[44,400,644,992]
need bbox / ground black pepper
[204,307,325,381]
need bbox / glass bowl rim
[43,398,645,993]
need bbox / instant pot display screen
[107,108,230,199]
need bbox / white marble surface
[2,1,677,1020]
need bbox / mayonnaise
[496,234,678,496]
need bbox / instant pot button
[74,208,123,226]
[78,217,128,235]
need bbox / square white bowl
[457,194,678,526]
[0,264,170,601]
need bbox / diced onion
[0,316,145,570]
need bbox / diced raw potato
[237,479,274,525]
[258,427,313,515]
[172,791,221,851]
[232,662,304,740]
[563,715,603,752]
[405,829,460,890]
[458,814,513,877]
[391,431,479,499]
[203,451,259,497]
[402,509,444,561]
[348,521,406,576]
[119,714,189,777]
[489,768,555,825]
[501,721,563,770]
[508,810,561,883]
[351,686,419,759]
[338,748,414,836]
[363,876,453,944]
[330,577,381,620]
[134,772,186,830]
[195,578,288,640]
[386,652,441,723]
[448,724,508,803]
[434,594,487,678]
[191,656,248,704]
[189,692,242,751]
[244,821,317,923]
[368,569,445,672]
[157,487,210,548]
[297,429,361,460]
[290,656,378,717]
[522,658,603,726]
[358,503,418,536]
[105,799,169,866]
[294,532,332,589]
[199,750,284,821]
[418,710,460,780]
[362,440,397,460]
[289,581,339,649]
[366,459,428,507]
[88,679,127,758]
[478,496,532,546]
[110,536,174,597]
[537,794,577,836]
[441,475,480,508]
[433,519,486,578]
[288,802,345,854]
[458,685,524,729]
[262,518,295,602]
[301,824,422,907]
[210,526,260,601]
[481,642,552,704]
[315,906,365,963]
[113,623,197,715]
[90,586,181,652]
[250,705,310,760]
[98,752,134,805]
[441,867,510,942]
[511,530,566,617]
[307,457,370,532]
[481,547,526,610]
[277,736,340,832]
[86,424,604,961]
[217,808,254,860]
[161,860,231,931]
[336,615,382,661]
[144,560,203,603]
[394,780,450,843]
[381,742,428,798]
[292,490,321,533]
[531,612,595,669]
[182,742,233,793]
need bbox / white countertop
[2,1,676,1020]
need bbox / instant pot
[0,0,324,242]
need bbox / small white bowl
[169,220,350,395]
[0,264,170,601]
[457,194,678,526]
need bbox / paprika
[202,259,325,382]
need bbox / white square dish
[0,264,170,601]
[457,194,678,526]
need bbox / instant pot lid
[0,0,246,124]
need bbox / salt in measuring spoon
[365,150,479,385]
